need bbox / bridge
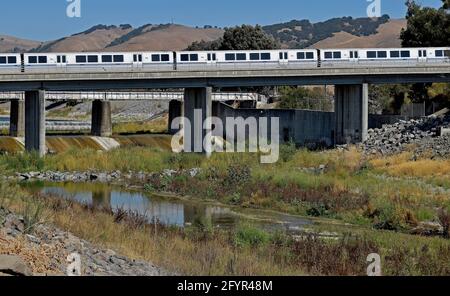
[0,64,449,156]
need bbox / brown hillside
[106,24,224,51]
[309,19,406,49]
[35,26,133,53]
[0,35,41,52]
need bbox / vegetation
[399,0,450,107]
[112,115,168,135]
[1,146,450,238]
[187,25,279,51]
[278,86,334,111]
[1,182,449,275]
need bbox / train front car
[23,51,175,73]
[0,53,22,74]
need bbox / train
[0,48,449,73]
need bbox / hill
[309,19,407,48]
[0,35,41,53]
[263,15,391,48]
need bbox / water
[24,182,313,233]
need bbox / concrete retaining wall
[212,102,335,147]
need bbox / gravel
[361,114,450,156]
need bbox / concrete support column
[91,100,112,137]
[9,99,25,137]
[335,84,369,144]
[168,100,183,135]
[25,90,46,156]
[183,87,212,154]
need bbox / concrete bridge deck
[0,65,449,91]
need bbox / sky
[0,0,443,41]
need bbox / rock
[0,255,32,276]
[410,221,444,236]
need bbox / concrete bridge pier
[25,90,46,156]
[9,99,25,137]
[335,83,368,144]
[91,100,112,137]
[168,100,183,135]
[183,87,212,154]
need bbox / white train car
[175,49,318,70]
[319,47,450,67]
[0,53,21,73]
[23,51,174,73]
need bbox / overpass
[0,64,449,156]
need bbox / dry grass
[113,115,168,135]
[0,232,63,275]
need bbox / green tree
[401,0,449,47]
[278,86,333,111]
[220,25,280,50]
[400,0,450,106]
[186,25,279,51]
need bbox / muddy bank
[0,207,171,276]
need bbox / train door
[206,52,217,65]
[133,54,143,69]
[56,55,67,69]
[279,51,289,64]
[349,50,359,62]
[418,49,427,62]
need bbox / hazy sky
[0,0,443,41]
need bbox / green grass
[1,145,449,237]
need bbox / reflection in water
[31,183,312,232]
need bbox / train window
[250,53,259,60]
[161,54,170,62]
[102,55,112,63]
[367,51,376,58]
[435,50,443,57]
[401,51,410,58]
[279,52,283,59]
[28,56,37,64]
[134,54,143,62]
[444,50,450,57]
[88,55,98,63]
[189,54,198,61]
[38,56,47,63]
[113,55,124,62]
[180,54,189,62]
[207,53,211,61]
[225,53,235,61]
[151,54,161,62]
[7,56,17,64]
[324,52,332,59]
[0,57,6,64]
[261,53,271,60]
[306,52,314,59]
[297,52,305,59]
[284,52,288,59]
[333,52,341,59]
[236,53,246,61]
[350,52,354,59]
[57,56,61,63]
[390,51,400,58]
[377,51,387,58]
[76,56,87,63]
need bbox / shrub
[234,224,271,247]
